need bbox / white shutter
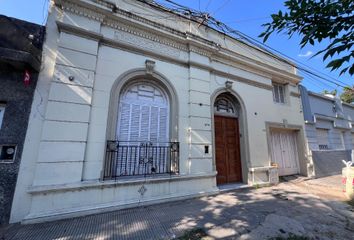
[150,106,159,142]
[117,102,131,141]
[130,104,141,141]
[140,105,150,141]
[159,107,168,142]
[117,82,169,143]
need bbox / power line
[212,0,232,15]
[229,30,349,87]
[224,16,271,24]
[205,0,213,11]
[141,0,349,89]
[210,22,349,88]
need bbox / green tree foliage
[322,89,337,96]
[321,87,354,103]
[259,0,354,76]
[340,86,354,103]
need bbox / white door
[270,130,300,176]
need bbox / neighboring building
[300,85,354,177]
[0,16,45,225]
[11,0,307,223]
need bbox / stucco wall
[11,0,306,223]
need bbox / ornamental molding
[58,0,189,40]
[59,0,189,56]
[145,59,156,75]
[58,0,220,58]
[60,1,105,22]
[113,30,182,58]
[105,18,187,52]
[56,0,302,84]
[188,44,213,57]
[92,0,116,9]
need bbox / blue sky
[1,0,352,93]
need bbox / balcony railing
[103,141,179,180]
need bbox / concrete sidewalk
[1,180,353,240]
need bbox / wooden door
[270,130,299,176]
[215,115,242,185]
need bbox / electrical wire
[205,0,213,12]
[212,0,232,15]
[224,16,271,24]
[138,0,350,89]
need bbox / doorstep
[218,182,250,192]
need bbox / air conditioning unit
[0,145,17,162]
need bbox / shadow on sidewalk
[1,184,353,240]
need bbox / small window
[273,83,286,104]
[0,105,5,129]
[214,94,239,117]
[316,128,329,150]
[214,98,235,114]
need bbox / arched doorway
[214,93,243,185]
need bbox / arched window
[214,94,238,117]
[117,81,170,142]
[104,72,180,179]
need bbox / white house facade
[10,0,308,223]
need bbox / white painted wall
[11,0,306,223]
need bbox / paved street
[1,176,353,240]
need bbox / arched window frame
[214,94,239,117]
[103,70,180,179]
[106,69,179,143]
[116,80,170,143]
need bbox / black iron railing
[104,141,179,179]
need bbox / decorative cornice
[60,0,105,22]
[105,19,187,52]
[188,44,214,57]
[55,0,302,84]
[57,21,274,92]
[212,68,273,91]
[92,0,115,9]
